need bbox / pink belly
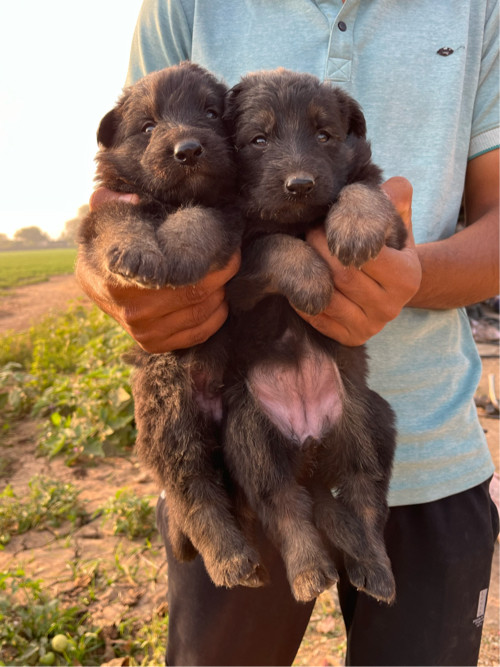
[247,343,344,444]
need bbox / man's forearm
[408,212,499,309]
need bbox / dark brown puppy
[78,63,265,590]
[223,68,406,603]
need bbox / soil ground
[0,275,498,665]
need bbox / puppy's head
[226,68,371,228]
[95,62,235,206]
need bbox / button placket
[323,1,359,83]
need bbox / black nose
[174,139,203,164]
[285,175,315,195]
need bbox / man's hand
[298,177,422,346]
[76,187,241,353]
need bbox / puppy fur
[223,68,407,603]
[78,63,266,590]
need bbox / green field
[0,248,77,291]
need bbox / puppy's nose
[285,174,315,195]
[174,139,203,164]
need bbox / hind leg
[311,394,396,603]
[311,472,395,604]
[224,386,338,602]
[133,352,266,590]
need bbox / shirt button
[338,21,347,31]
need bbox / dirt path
[0,278,498,665]
[0,274,89,334]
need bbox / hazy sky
[0,0,144,240]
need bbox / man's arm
[409,148,499,309]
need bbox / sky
[0,0,144,240]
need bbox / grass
[0,248,77,291]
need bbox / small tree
[0,233,13,250]
[59,205,89,246]
[14,226,50,248]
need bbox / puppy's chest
[246,329,344,446]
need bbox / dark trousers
[156,478,499,666]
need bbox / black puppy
[223,68,406,603]
[78,63,265,590]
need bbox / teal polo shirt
[125,0,499,506]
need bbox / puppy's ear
[335,89,367,138]
[223,82,244,124]
[97,108,121,147]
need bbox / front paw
[160,252,212,287]
[326,183,394,268]
[107,244,167,288]
[279,256,334,315]
[156,206,238,286]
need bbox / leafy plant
[0,476,87,548]
[0,304,136,463]
[0,569,104,666]
[98,488,156,540]
[115,611,169,666]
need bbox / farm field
[0,248,77,292]
[0,260,498,665]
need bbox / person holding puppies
[77,1,499,665]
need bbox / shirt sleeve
[469,0,500,159]
[125,0,194,86]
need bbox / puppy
[223,68,407,603]
[78,63,265,589]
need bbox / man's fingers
[361,244,422,301]
[89,187,140,211]
[381,176,413,227]
[135,297,229,353]
[182,250,241,306]
[101,251,240,352]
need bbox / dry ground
[0,275,498,666]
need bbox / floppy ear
[335,89,367,138]
[224,81,246,120]
[96,108,121,147]
[222,82,245,138]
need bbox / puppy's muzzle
[174,139,204,165]
[285,173,315,196]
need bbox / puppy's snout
[174,139,204,165]
[284,174,315,196]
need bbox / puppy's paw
[161,253,212,287]
[156,206,237,286]
[345,555,396,605]
[279,256,334,315]
[205,548,268,590]
[291,562,339,602]
[326,183,397,268]
[107,244,166,288]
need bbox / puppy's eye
[205,108,219,119]
[251,135,268,147]
[142,121,156,134]
[316,131,331,143]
